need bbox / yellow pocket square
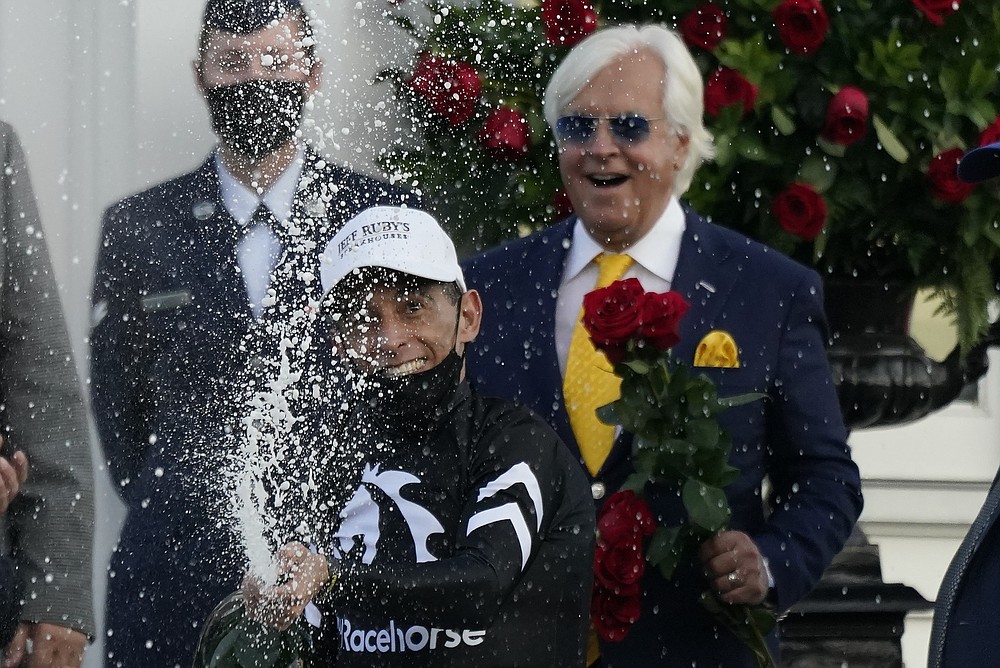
[693,330,740,368]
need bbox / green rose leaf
[623,358,652,375]
[747,605,779,635]
[648,525,685,581]
[682,479,731,533]
[816,137,846,158]
[595,403,619,427]
[632,450,657,478]
[621,472,648,494]
[685,418,721,450]
[717,392,768,409]
[685,385,710,418]
[872,115,909,164]
[717,463,742,488]
[798,155,837,193]
[770,106,796,137]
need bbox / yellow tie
[564,252,634,477]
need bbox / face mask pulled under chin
[357,349,464,426]
[205,79,306,162]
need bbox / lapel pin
[305,199,327,218]
[192,201,216,220]
[698,280,716,293]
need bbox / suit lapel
[671,207,739,361]
[931,472,1000,665]
[185,156,255,325]
[520,218,576,451]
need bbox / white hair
[543,23,715,196]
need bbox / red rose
[771,182,827,241]
[679,3,727,51]
[979,116,1000,147]
[582,278,645,364]
[638,291,689,351]
[597,490,655,546]
[478,107,531,161]
[927,148,975,204]
[551,189,574,221]
[594,538,646,590]
[591,583,642,642]
[542,0,598,47]
[821,86,869,146]
[913,0,960,26]
[704,67,758,119]
[772,0,829,55]
[407,53,482,126]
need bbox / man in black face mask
[241,206,596,667]
[196,0,315,173]
[89,2,416,666]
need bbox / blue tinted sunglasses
[554,114,663,144]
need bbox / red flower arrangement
[821,86,869,146]
[912,0,962,26]
[678,3,727,52]
[542,0,598,47]
[771,182,828,241]
[583,278,776,667]
[704,66,758,119]
[927,148,976,204]
[406,53,482,126]
[771,0,829,55]
[978,116,1000,147]
[477,106,531,160]
[380,0,1000,353]
[550,189,574,222]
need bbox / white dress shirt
[554,196,686,374]
[215,147,305,318]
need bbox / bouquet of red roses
[583,278,776,668]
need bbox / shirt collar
[627,196,686,284]
[214,146,306,226]
[564,196,686,283]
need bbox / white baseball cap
[319,206,466,294]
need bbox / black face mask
[205,79,306,162]
[359,348,464,429]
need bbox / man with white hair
[464,23,863,666]
[241,206,595,667]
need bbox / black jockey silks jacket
[310,380,595,667]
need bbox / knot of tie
[594,252,633,288]
[251,204,288,244]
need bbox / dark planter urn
[823,280,987,430]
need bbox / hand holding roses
[699,531,770,607]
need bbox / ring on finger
[727,571,742,587]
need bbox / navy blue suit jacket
[90,150,414,668]
[930,470,1000,667]
[463,208,863,667]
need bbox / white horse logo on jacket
[335,463,445,564]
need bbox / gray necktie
[250,204,317,314]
